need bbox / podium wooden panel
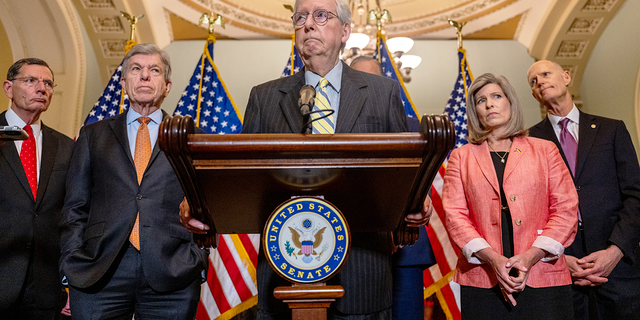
[159,114,455,248]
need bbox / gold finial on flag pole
[121,11,144,42]
[200,12,225,42]
[368,7,392,34]
[448,19,466,49]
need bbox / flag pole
[119,11,144,114]
[195,13,225,125]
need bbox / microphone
[298,85,315,134]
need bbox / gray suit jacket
[0,111,74,309]
[60,111,208,292]
[245,62,408,315]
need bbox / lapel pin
[591,124,596,128]
[515,148,521,153]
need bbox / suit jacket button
[516,219,522,226]
[510,196,516,201]
[26,242,32,249]
[136,194,143,200]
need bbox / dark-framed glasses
[11,76,56,91]
[292,9,337,26]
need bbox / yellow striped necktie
[312,78,335,134]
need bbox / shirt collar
[6,107,41,135]
[548,104,579,127]
[304,61,343,93]
[126,108,163,125]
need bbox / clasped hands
[565,245,623,287]
[478,247,545,306]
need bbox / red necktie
[130,117,152,250]
[20,125,37,200]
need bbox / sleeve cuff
[462,238,491,264]
[532,236,565,261]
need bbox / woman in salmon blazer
[442,73,578,319]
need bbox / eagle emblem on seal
[288,226,326,263]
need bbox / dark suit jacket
[529,111,640,266]
[245,62,408,315]
[0,111,74,309]
[60,111,208,293]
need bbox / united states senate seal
[263,197,350,283]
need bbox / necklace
[488,144,508,163]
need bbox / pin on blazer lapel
[503,138,527,182]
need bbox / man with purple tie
[527,60,640,319]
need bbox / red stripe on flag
[238,234,258,267]
[196,300,211,320]
[206,260,231,314]
[217,236,254,301]
[438,165,447,179]
[440,282,461,319]
[426,224,453,276]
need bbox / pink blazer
[442,136,578,288]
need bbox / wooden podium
[158,114,455,317]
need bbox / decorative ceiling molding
[556,40,589,59]
[89,15,126,33]
[567,17,603,35]
[385,0,516,36]
[528,0,626,102]
[582,0,619,12]
[99,39,128,58]
[79,0,116,10]
[210,1,294,37]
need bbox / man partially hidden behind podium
[182,0,432,319]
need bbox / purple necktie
[558,118,577,175]
[559,118,581,222]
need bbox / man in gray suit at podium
[183,0,433,319]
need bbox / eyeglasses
[11,76,56,91]
[292,9,337,27]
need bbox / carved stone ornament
[99,39,127,58]
[384,0,507,35]
[90,15,124,33]
[79,0,115,10]
[556,40,589,59]
[568,18,603,34]
[582,0,618,12]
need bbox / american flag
[84,62,130,125]
[373,32,419,119]
[173,38,242,134]
[281,36,304,77]
[422,48,474,320]
[173,36,260,320]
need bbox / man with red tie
[0,58,74,319]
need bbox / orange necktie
[129,117,151,250]
[20,125,37,200]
